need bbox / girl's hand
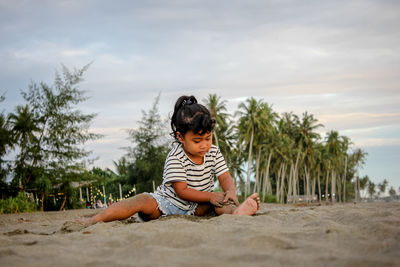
[209,192,225,208]
[223,190,239,206]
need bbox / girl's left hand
[223,190,239,206]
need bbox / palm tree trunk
[293,167,298,204]
[280,163,287,203]
[245,128,254,198]
[338,172,342,203]
[343,156,348,202]
[287,165,293,203]
[317,169,321,203]
[276,163,283,202]
[312,174,316,203]
[354,169,360,202]
[262,152,273,202]
[331,169,336,202]
[254,147,262,194]
[304,166,310,204]
[325,168,329,203]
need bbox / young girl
[84,96,260,224]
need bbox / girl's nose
[200,142,207,149]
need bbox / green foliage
[125,94,169,193]
[0,95,13,184]
[3,64,101,210]
[0,192,37,213]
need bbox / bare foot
[233,193,261,216]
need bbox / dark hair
[170,95,215,141]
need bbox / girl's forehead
[186,130,211,137]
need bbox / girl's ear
[176,132,184,143]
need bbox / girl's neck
[181,145,204,165]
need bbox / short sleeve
[163,155,187,185]
[214,147,229,177]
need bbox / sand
[0,202,399,267]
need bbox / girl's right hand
[209,192,225,208]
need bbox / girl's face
[177,130,212,163]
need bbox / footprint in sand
[60,221,89,233]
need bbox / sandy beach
[0,202,399,267]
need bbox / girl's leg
[89,193,161,224]
[214,193,261,216]
[194,203,213,216]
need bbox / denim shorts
[150,192,197,216]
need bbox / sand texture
[0,202,399,267]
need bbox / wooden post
[119,184,122,200]
[103,185,106,205]
[86,187,89,202]
[79,187,83,201]
[153,180,156,192]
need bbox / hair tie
[182,99,193,107]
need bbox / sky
[1,0,399,192]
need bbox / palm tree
[236,97,265,197]
[252,103,277,196]
[351,148,367,202]
[8,105,40,190]
[377,179,388,198]
[388,186,396,199]
[297,112,323,203]
[278,112,299,203]
[325,130,350,202]
[367,180,376,199]
[0,111,13,184]
[202,94,229,148]
[261,126,279,202]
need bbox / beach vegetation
[0,192,37,213]
[2,80,397,210]
[199,95,390,204]
[124,93,169,193]
[1,64,101,211]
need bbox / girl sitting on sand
[83,95,260,224]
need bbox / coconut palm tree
[325,130,349,202]
[388,186,396,199]
[277,112,300,202]
[251,103,277,195]
[8,105,40,190]
[236,97,265,197]
[297,112,323,203]
[367,180,376,199]
[202,94,229,148]
[351,148,368,202]
[0,110,13,184]
[377,179,388,198]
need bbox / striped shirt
[155,144,229,211]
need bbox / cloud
[1,0,399,183]
[60,49,89,57]
[318,113,400,131]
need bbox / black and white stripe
[155,144,229,211]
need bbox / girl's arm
[218,171,240,206]
[172,182,225,207]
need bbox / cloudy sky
[1,0,399,191]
